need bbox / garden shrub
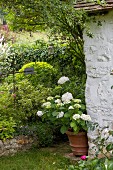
[0,80,52,124]
[15,122,54,147]
[16,61,57,87]
[0,115,16,140]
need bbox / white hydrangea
[80,114,91,121]
[55,99,61,104]
[68,106,74,110]
[73,99,81,103]
[74,104,81,109]
[42,102,51,108]
[47,96,54,100]
[58,76,69,84]
[63,100,71,104]
[57,103,64,107]
[62,92,73,102]
[56,111,64,118]
[37,111,44,117]
[73,114,81,120]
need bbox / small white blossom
[74,104,81,109]
[80,114,91,121]
[58,76,69,84]
[73,114,81,120]
[101,128,109,139]
[56,111,64,118]
[68,106,74,110]
[73,99,81,103]
[63,100,71,104]
[57,103,64,107]
[62,92,73,102]
[37,111,44,117]
[47,96,54,100]
[55,99,61,104]
[42,102,51,108]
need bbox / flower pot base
[70,145,88,156]
[66,131,88,156]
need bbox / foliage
[2,42,86,78]
[0,0,88,73]
[16,61,57,87]
[37,76,91,134]
[35,122,54,147]
[0,115,16,140]
[15,122,54,147]
[0,79,51,123]
[67,157,113,170]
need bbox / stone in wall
[0,135,38,157]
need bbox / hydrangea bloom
[73,99,81,103]
[62,92,73,102]
[68,106,74,110]
[37,111,44,117]
[42,102,51,108]
[55,99,61,104]
[58,76,69,84]
[80,114,91,121]
[57,111,64,118]
[47,96,54,100]
[74,104,81,109]
[73,114,81,120]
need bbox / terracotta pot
[66,131,88,156]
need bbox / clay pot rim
[66,131,87,136]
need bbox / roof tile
[74,0,113,12]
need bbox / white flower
[42,102,51,108]
[101,128,109,139]
[73,99,81,103]
[58,76,69,84]
[37,111,44,117]
[55,99,61,104]
[47,96,54,100]
[80,114,91,121]
[74,104,81,109]
[62,92,73,102]
[56,111,64,118]
[63,100,71,104]
[73,114,81,120]
[68,106,74,110]
[57,103,64,107]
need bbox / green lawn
[15,31,48,44]
[0,142,73,170]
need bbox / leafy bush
[0,116,16,140]
[0,80,52,123]
[15,122,54,147]
[67,157,113,170]
[36,122,54,147]
[16,61,57,87]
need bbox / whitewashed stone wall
[83,10,113,157]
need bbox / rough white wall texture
[83,10,113,157]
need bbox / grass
[0,142,73,170]
[15,31,49,44]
